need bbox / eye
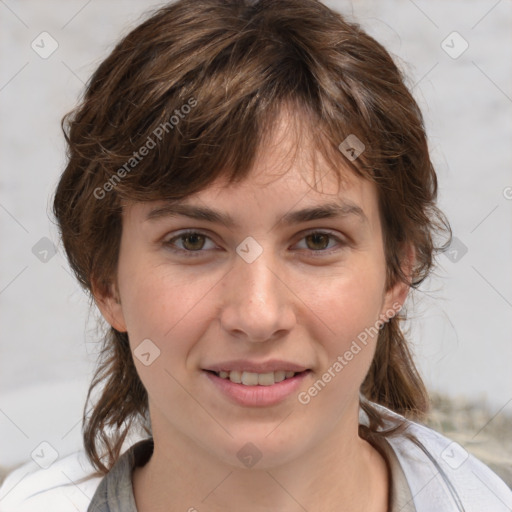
[163,229,346,258]
[163,230,217,257]
[293,230,346,256]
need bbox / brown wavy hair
[53,0,451,474]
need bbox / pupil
[308,233,328,250]
[184,233,204,250]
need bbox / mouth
[202,363,311,407]
[204,369,308,386]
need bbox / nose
[218,245,296,343]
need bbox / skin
[95,108,412,512]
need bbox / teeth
[241,372,259,385]
[257,372,275,386]
[229,370,242,383]
[274,370,286,383]
[215,370,299,385]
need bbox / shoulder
[372,403,512,512]
[0,450,102,512]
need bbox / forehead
[207,103,367,198]
[124,105,381,231]
[125,162,380,241]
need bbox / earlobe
[91,278,127,333]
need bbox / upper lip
[203,359,309,373]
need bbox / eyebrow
[145,200,368,228]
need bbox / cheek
[298,275,385,410]
[312,264,386,344]
[117,267,209,405]
[116,258,216,354]
[119,277,169,341]
[302,266,387,404]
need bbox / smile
[211,370,298,386]
[203,368,311,407]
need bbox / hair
[53,0,451,474]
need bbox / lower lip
[203,370,310,407]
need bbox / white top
[1,404,510,512]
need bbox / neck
[133,405,388,512]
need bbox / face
[96,113,409,470]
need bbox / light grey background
[1,0,511,469]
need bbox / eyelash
[163,229,347,258]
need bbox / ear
[91,277,127,333]
[381,243,415,320]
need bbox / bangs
[68,1,378,205]
[108,96,362,203]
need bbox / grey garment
[88,439,153,512]
[87,437,415,512]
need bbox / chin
[205,427,312,471]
